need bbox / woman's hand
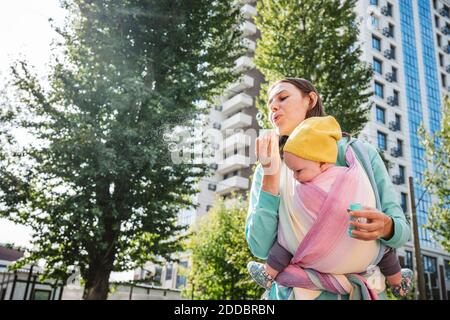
[256,132,281,196]
[349,206,394,241]
[256,132,281,176]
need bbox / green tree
[184,195,264,300]
[254,0,373,134]
[0,0,244,299]
[418,97,450,252]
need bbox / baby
[248,116,413,297]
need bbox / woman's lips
[273,114,282,123]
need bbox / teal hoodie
[245,137,411,299]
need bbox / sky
[0,0,66,248]
[0,1,133,281]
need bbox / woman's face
[267,82,312,136]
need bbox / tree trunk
[82,265,112,300]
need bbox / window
[393,90,399,104]
[372,35,381,51]
[224,173,228,179]
[165,263,173,281]
[388,23,394,37]
[373,58,382,74]
[400,192,408,213]
[399,165,405,181]
[371,16,379,29]
[445,260,450,281]
[206,205,212,212]
[370,0,378,6]
[435,15,440,28]
[376,105,386,123]
[233,170,238,176]
[433,0,437,10]
[442,73,447,87]
[390,44,396,59]
[405,250,413,269]
[392,66,398,82]
[375,81,384,98]
[439,53,444,67]
[437,34,442,47]
[377,131,387,150]
[395,114,401,130]
[423,255,440,300]
[176,261,188,289]
[397,138,404,156]
[387,3,393,16]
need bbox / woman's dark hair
[270,77,350,158]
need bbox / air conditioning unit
[385,72,394,82]
[382,27,393,38]
[439,7,449,18]
[392,175,404,185]
[389,121,400,131]
[441,26,450,35]
[213,122,221,130]
[387,96,398,106]
[381,6,391,17]
[384,49,393,59]
[209,163,218,170]
[390,147,401,158]
[208,183,217,191]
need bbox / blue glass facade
[399,0,442,248]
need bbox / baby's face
[284,152,322,183]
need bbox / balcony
[439,7,450,18]
[443,45,450,54]
[208,183,217,191]
[385,72,396,82]
[241,38,256,52]
[217,154,251,175]
[389,121,400,131]
[224,74,254,97]
[390,147,402,158]
[446,65,450,73]
[387,96,399,106]
[382,27,393,38]
[234,56,255,73]
[381,6,392,17]
[220,132,251,154]
[222,92,253,116]
[216,176,249,195]
[221,112,252,131]
[441,26,450,35]
[240,21,257,37]
[240,4,257,19]
[384,49,394,59]
[392,175,405,185]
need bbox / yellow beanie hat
[283,116,342,163]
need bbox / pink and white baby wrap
[275,147,384,300]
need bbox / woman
[246,77,411,300]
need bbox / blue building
[358,0,450,299]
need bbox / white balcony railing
[240,4,257,19]
[241,38,256,52]
[240,21,257,37]
[222,92,253,116]
[224,74,254,97]
[216,154,251,174]
[219,132,251,154]
[216,176,249,195]
[234,56,255,73]
[221,112,252,131]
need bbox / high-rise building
[193,0,450,299]
[357,0,450,299]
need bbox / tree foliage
[254,0,373,134]
[183,195,264,300]
[0,0,244,299]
